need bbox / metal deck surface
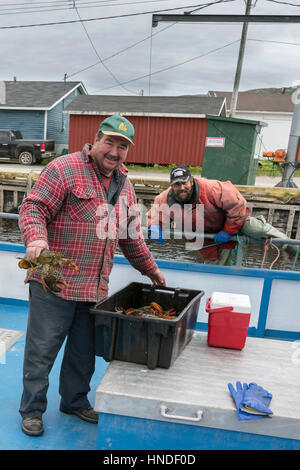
[95,333,300,441]
[0,300,108,451]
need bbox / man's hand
[147,268,166,286]
[214,230,232,243]
[26,240,49,260]
[148,224,165,245]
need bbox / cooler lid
[210,291,251,313]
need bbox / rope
[261,239,269,269]
[261,237,281,270]
[291,245,300,271]
[269,239,281,270]
[150,233,299,271]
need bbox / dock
[1,168,300,239]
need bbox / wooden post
[26,171,33,195]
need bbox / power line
[265,0,300,6]
[74,5,137,94]
[0,0,68,5]
[65,0,237,97]
[89,33,300,93]
[66,22,176,78]
[0,0,174,16]
[0,2,233,29]
[91,39,241,93]
[186,0,234,13]
[67,33,300,81]
[67,2,218,87]
[249,38,300,46]
[0,0,169,7]
[66,0,236,79]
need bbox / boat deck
[95,331,300,450]
[0,298,108,451]
[1,242,300,450]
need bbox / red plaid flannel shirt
[19,145,158,302]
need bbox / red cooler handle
[206,297,234,314]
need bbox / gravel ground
[0,163,300,188]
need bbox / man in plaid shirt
[19,115,166,436]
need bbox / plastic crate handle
[206,297,234,314]
[160,405,203,422]
[146,285,183,294]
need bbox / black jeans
[19,281,95,418]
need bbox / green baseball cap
[98,114,135,145]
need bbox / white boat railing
[1,215,300,341]
[0,212,19,220]
[1,211,300,268]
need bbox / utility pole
[229,0,252,117]
[276,86,300,188]
[152,11,300,187]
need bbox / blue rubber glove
[148,224,165,245]
[241,383,273,416]
[214,230,232,243]
[228,382,271,420]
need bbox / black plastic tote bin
[89,282,204,369]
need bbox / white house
[208,90,294,153]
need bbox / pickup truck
[0,129,56,165]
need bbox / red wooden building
[64,95,226,166]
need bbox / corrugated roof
[211,91,294,113]
[64,94,226,116]
[0,81,86,109]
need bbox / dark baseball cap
[170,165,191,184]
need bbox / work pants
[19,281,95,418]
[202,215,295,266]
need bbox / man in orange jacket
[147,165,249,265]
[147,165,294,265]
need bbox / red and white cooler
[206,292,251,350]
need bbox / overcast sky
[1,0,300,96]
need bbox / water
[1,219,299,272]
[0,219,23,244]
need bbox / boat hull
[1,241,300,451]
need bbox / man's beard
[174,187,193,204]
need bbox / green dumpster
[201,115,267,185]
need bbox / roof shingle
[0,81,85,109]
[64,94,226,116]
[211,91,294,113]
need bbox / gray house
[0,80,87,154]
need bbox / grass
[256,160,300,177]
[41,157,300,177]
[126,164,203,174]
[128,161,300,177]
